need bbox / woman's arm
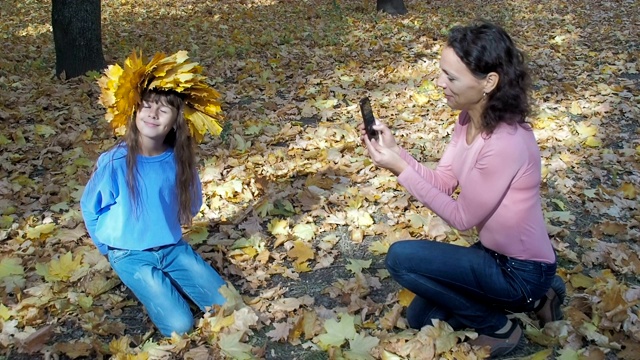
[398,132,524,231]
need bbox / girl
[361,21,565,357]
[81,51,227,337]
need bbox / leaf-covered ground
[1,0,639,359]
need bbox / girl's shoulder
[96,143,128,168]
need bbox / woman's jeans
[385,240,556,334]
[108,239,226,337]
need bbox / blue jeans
[108,239,226,336]
[385,240,556,334]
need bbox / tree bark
[52,0,106,79]
[377,0,408,15]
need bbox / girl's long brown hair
[120,89,199,225]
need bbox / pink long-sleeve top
[397,111,555,263]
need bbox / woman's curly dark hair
[447,20,532,134]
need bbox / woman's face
[437,47,487,112]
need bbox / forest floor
[0,0,639,359]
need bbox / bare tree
[377,0,408,15]
[52,0,106,79]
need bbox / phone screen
[359,97,378,141]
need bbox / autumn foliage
[0,0,638,359]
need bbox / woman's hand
[359,121,408,175]
[358,121,401,155]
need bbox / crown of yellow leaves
[97,50,223,142]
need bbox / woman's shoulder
[487,122,537,152]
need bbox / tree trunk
[377,0,408,15]
[51,0,106,79]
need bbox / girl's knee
[158,314,194,337]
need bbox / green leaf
[345,258,371,275]
[187,226,208,245]
[35,124,56,137]
[0,257,24,278]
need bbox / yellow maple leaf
[109,336,136,356]
[398,288,415,307]
[36,252,83,282]
[287,240,314,263]
[205,311,236,333]
[0,303,14,320]
[293,261,312,272]
[569,273,595,289]
[26,223,56,240]
[619,183,637,199]
[584,136,602,147]
[368,240,390,255]
[574,123,597,137]
[569,101,582,115]
[268,218,290,236]
[292,223,316,241]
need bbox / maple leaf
[218,331,254,360]
[218,283,245,312]
[53,340,94,359]
[315,314,357,350]
[186,225,209,245]
[287,240,314,264]
[0,257,24,279]
[204,311,235,333]
[556,347,580,360]
[397,289,415,307]
[35,251,84,282]
[345,332,379,360]
[229,307,259,334]
[266,321,293,342]
[0,304,14,320]
[345,258,372,274]
[368,240,390,255]
[25,223,56,239]
[292,223,317,241]
[268,218,290,236]
[19,324,53,354]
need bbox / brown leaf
[19,324,53,353]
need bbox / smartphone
[359,97,379,141]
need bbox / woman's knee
[385,241,419,271]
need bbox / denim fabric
[386,240,556,334]
[108,239,226,336]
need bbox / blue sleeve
[80,155,118,255]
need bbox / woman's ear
[484,72,499,94]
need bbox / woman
[361,21,565,357]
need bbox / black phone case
[360,97,378,141]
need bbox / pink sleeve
[398,123,462,196]
[397,132,524,231]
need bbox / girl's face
[437,47,487,111]
[135,99,178,143]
